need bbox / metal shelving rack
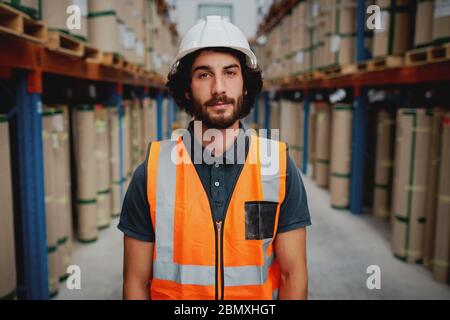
[0,33,170,299]
[260,0,450,214]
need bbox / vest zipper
[189,135,251,300]
[216,221,223,300]
[218,136,250,300]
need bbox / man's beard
[191,94,245,129]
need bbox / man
[119,16,311,300]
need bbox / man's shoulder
[133,161,147,181]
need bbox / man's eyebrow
[192,65,211,73]
[223,64,240,70]
[192,64,241,73]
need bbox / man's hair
[166,47,263,117]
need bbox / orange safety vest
[146,133,287,300]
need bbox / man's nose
[212,74,226,96]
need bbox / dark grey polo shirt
[118,121,311,242]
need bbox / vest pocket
[244,201,278,240]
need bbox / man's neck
[193,120,240,157]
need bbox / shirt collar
[182,120,249,165]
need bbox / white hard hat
[171,15,258,71]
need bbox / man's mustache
[205,95,235,107]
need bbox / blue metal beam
[356,0,368,62]
[302,94,311,175]
[350,0,370,214]
[15,71,49,299]
[350,91,368,214]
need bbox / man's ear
[185,91,191,100]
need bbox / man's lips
[205,95,235,108]
[208,103,232,110]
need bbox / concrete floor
[56,173,450,300]
[55,217,123,300]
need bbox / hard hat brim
[171,46,258,72]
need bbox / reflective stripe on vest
[153,139,216,286]
[147,134,287,299]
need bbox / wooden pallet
[144,70,155,81]
[282,76,291,85]
[367,56,404,71]
[302,70,325,80]
[323,64,358,78]
[130,63,139,74]
[101,52,124,68]
[84,44,102,63]
[101,52,114,66]
[0,3,47,43]
[123,61,135,73]
[356,60,370,72]
[405,44,450,66]
[136,66,145,76]
[47,31,84,57]
[323,66,341,77]
[113,55,124,69]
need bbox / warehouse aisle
[304,172,450,300]
[56,218,123,300]
[56,174,450,300]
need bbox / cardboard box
[88,13,120,53]
[60,105,74,250]
[308,104,317,176]
[391,109,432,263]
[414,0,435,47]
[423,108,446,268]
[433,0,450,44]
[373,0,414,57]
[330,104,353,209]
[130,99,143,167]
[42,108,61,296]
[42,0,89,40]
[432,112,450,283]
[270,99,281,130]
[73,105,98,242]
[122,101,132,190]
[95,106,112,229]
[314,102,331,188]
[52,108,72,282]
[338,0,357,34]
[280,100,303,168]
[108,106,122,217]
[0,117,17,300]
[373,109,395,219]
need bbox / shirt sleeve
[277,144,312,234]
[117,161,155,242]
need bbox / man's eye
[198,73,210,79]
[225,70,236,76]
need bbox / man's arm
[123,235,154,300]
[274,227,308,300]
